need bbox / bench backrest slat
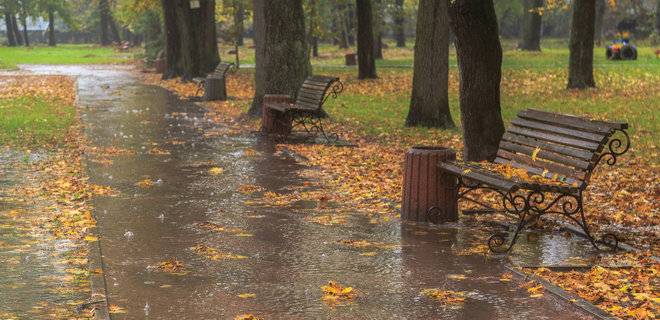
[497,108,627,188]
[209,62,234,78]
[294,76,340,112]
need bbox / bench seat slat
[511,118,607,143]
[492,158,583,192]
[507,126,601,151]
[438,162,519,192]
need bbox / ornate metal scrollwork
[596,128,630,167]
[456,176,618,253]
[321,80,344,105]
[291,113,339,143]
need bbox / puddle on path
[17,65,601,319]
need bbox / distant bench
[435,109,630,253]
[193,62,235,101]
[261,75,344,142]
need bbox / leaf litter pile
[145,66,659,318]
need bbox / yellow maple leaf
[209,167,224,175]
[531,147,542,161]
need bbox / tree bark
[356,0,377,79]
[248,0,311,116]
[406,0,454,128]
[372,0,383,59]
[518,0,543,51]
[394,0,405,47]
[567,0,596,89]
[308,0,319,57]
[109,16,121,43]
[655,0,660,34]
[48,7,56,47]
[4,11,17,46]
[20,11,29,47]
[99,0,111,45]
[11,15,23,46]
[162,0,220,80]
[448,0,505,161]
[234,0,244,46]
[594,0,606,46]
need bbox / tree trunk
[162,0,180,78]
[11,15,23,46]
[356,0,377,79]
[594,0,606,46]
[518,0,542,51]
[109,16,121,43]
[394,0,405,47]
[99,0,111,45]
[567,0,596,89]
[20,12,29,47]
[655,0,660,34]
[448,0,505,161]
[372,0,383,59]
[162,0,220,80]
[406,0,454,128]
[308,0,319,57]
[347,3,355,46]
[48,7,56,47]
[248,0,311,116]
[234,0,244,46]
[4,11,17,46]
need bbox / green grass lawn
[0,96,76,146]
[308,39,660,162]
[0,44,135,69]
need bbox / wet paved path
[20,65,596,319]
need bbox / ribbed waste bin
[402,146,458,224]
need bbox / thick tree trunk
[406,0,454,128]
[99,0,111,45]
[594,0,606,46]
[356,0,377,79]
[518,0,543,51]
[248,0,311,116]
[162,0,220,80]
[448,0,505,161]
[234,1,244,46]
[567,0,596,89]
[4,12,17,46]
[48,7,56,47]
[11,15,23,46]
[394,0,405,47]
[162,0,180,78]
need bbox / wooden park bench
[193,62,235,100]
[435,109,630,253]
[261,75,344,142]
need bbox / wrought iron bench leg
[292,114,339,143]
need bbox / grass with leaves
[0,44,136,69]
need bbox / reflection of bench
[261,76,343,142]
[435,109,630,253]
[193,62,235,100]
